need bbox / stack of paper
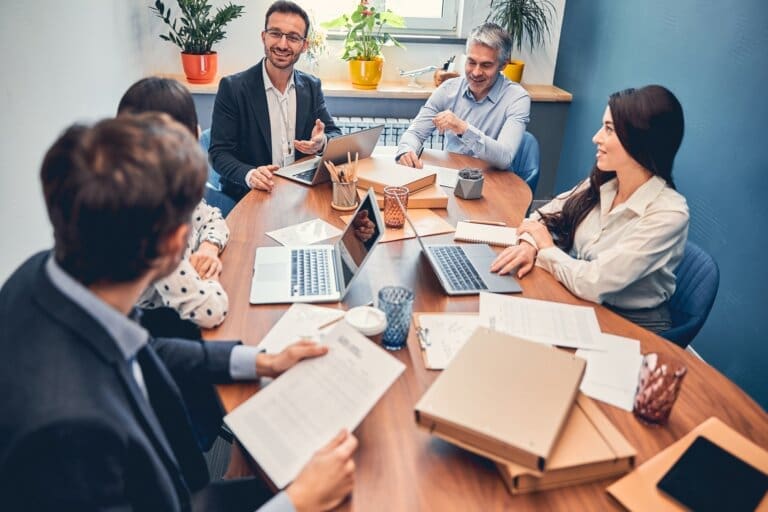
[413,313,480,370]
[576,334,644,411]
[258,304,345,353]
[265,219,342,246]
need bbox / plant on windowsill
[150,0,245,85]
[321,1,406,90]
[486,0,555,83]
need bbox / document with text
[224,322,405,489]
[257,303,346,353]
[576,333,643,411]
[416,313,481,370]
[479,292,606,350]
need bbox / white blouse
[138,201,230,328]
[527,175,689,309]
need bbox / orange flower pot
[349,58,383,90]
[502,60,525,83]
[181,52,218,84]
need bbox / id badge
[281,141,295,167]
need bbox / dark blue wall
[554,1,768,409]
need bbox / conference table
[206,150,768,511]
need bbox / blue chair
[660,242,720,348]
[510,131,540,195]
[199,128,235,216]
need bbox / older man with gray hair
[396,22,530,170]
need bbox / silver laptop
[274,125,384,186]
[250,189,384,304]
[402,210,522,295]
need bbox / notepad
[454,221,517,246]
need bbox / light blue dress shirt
[396,75,530,169]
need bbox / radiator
[335,116,446,150]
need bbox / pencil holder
[454,168,484,200]
[331,179,359,211]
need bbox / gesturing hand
[294,119,326,155]
[433,110,468,136]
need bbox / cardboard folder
[414,327,586,472]
[607,416,768,511]
[355,156,436,195]
[497,393,636,494]
[372,182,448,209]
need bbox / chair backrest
[511,131,541,195]
[662,241,720,348]
[199,128,222,191]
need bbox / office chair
[199,128,236,216]
[510,131,541,196]
[660,241,720,348]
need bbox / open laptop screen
[336,192,382,289]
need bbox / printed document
[425,164,460,188]
[576,334,643,411]
[225,322,405,489]
[266,218,342,246]
[257,303,345,353]
[479,292,606,350]
[416,313,480,370]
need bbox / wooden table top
[206,150,768,511]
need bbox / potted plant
[321,1,405,90]
[151,0,245,84]
[486,0,555,83]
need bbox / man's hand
[189,241,222,280]
[294,119,326,155]
[433,110,468,136]
[255,340,328,379]
[247,165,278,192]
[490,242,537,278]
[518,219,555,250]
[286,430,358,512]
[396,150,423,169]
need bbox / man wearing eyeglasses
[210,1,341,201]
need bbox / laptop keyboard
[429,246,488,291]
[291,248,332,296]
[293,168,317,182]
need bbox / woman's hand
[189,241,223,280]
[518,219,555,250]
[490,242,537,278]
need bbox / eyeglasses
[264,29,305,44]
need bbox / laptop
[250,188,384,304]
[402,209,522,295]
[274,125,384,186]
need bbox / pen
[417,146,424,159]
[466,219,507,226]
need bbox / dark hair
[540,85,684,252]
[117,77,198,136]
[265,0,310,37]
[41,113,207,285]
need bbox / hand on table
[189,241,222,280]
[247,165,278,192]
[491,242,538,279]
[396,150,423,169]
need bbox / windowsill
[166,74,572,102]
[325,33,466,45]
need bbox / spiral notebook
[453,221,518,246]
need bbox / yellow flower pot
[349,58,384,90]
[502,60,525,83]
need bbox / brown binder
[497,393,636,494]
[607,417,768,511]
[355,156,436,194]
[414,327,586,471]
[370,182,448,209]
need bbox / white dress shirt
[528,175,689,309]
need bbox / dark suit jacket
[209,60,342,200]
[0,252,271,511]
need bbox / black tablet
[657,436,767,512]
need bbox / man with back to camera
[0,113,356,511]
[210,0,341,201]
[396,22,531,170]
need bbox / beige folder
[355,156,436,194]
[414,327,586,471]
[373,182,448,209]
[607,416,768,511]
[497,393,636,494]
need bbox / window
[299,0,460,36]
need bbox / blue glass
[378,286,415,351]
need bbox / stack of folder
[414,327,636,494]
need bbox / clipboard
[412,312,480,370]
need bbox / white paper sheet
[258,304,346,354]
[265,218,342,247]
[224,322,405,489]
[424,164,459,188]
[370,145,399,158]
[478,292,606,350]
[576,333,643,411]
[417,314,480,370]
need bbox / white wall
[143,0,566,85]
[0,1,149,280]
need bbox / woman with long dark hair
[492,85,688,332]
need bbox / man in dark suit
[0,113,356,511]
[210,1,341,201]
